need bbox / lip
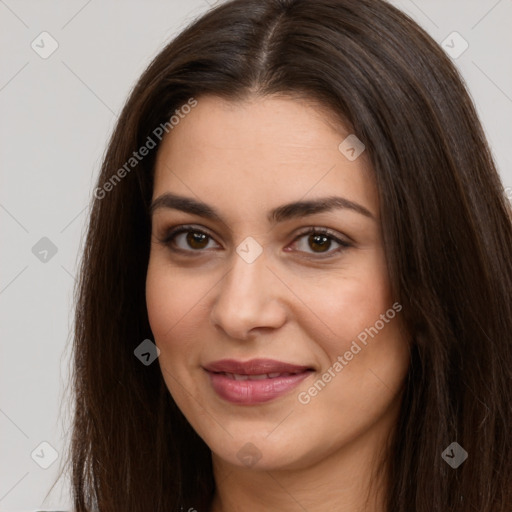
[203,358,314,405]
[204,358,313,375]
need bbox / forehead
[153,94,378,218]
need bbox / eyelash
[158,224,352,258]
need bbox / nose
[210,247,287,341]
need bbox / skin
[145,94,411,512]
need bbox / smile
[203,359,315,405]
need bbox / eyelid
[292,226,351,244]
[158,224,220,249]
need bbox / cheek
[145,261,206,401]
[294,274,408,448]
[304,275,408,415]
[296,253,393,354]
[146,270,193,394]
[145,259,211,346]
[294,249,409,406]
[145,266,176,343]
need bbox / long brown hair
[62,0,512,510]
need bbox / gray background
[1,0,511,510]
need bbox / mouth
[203,359,315,405]
[203,358,315,375]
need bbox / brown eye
[185,231,209,249]
[308,233,332,253]
[290,228,351,257]
[161,226,219,252]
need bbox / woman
[65,0,512,510]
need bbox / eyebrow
[149,192,375,224]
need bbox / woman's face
[146,94,410,472]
